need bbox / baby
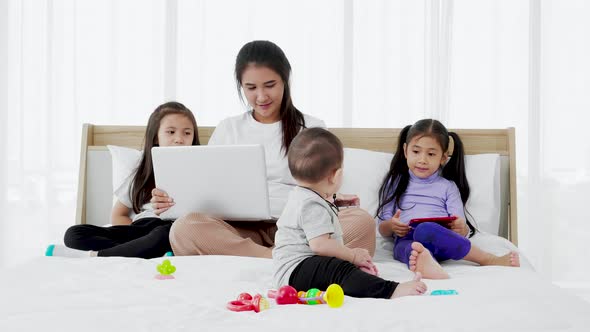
[272,127,427,299]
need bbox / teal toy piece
[45,244,55,256]
[430,289,458,296]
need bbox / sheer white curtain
[449,0,590,292]
[175,0,346,126]
[535,0,590,288]
[1,0,168,267]
[2,0,589,294]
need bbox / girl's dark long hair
[235,40,305,155]
[130,101,200,214]
[376,124,412,218]
[375,119,476,236]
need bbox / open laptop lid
[151,145,272,221]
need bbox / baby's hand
[350,248,373,269]
[390,210,411,237]
[449,215,469,236]
[359,262,379,276]
[150,188,175,215]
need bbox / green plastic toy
[155,259,176,279]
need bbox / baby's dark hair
[288,128,343,183]
[375,119,476,236]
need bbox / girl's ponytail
[443,132,469,203]
[375,125,412,219]
[443,131,476,236]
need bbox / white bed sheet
[2,234,590,332]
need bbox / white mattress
[2,233,590,332]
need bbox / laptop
[151,145,272,221]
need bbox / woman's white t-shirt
[208,111,325,218]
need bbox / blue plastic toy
[430,289,458,295]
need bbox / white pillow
[105,145,503,235]
[340,148,502,235]
[464,154,501,235]
[107,145,142,196]
[339,148,392,219]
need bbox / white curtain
[2,0,589,293]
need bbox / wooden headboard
[76,124,518,245]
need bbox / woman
[153,41,375,258]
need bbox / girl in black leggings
[46,101,200,258]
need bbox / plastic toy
[226,293,270,313]
[430,289,458,295]
[155,259,176,280]
[268,284,344,308]
[270,285,299,304]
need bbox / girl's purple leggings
[393,222,471,265]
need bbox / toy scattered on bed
[430,289,458,295]
[268,284,344,308]
[227,284,344,313]
[226,293,271,312]
[155,259,176,280]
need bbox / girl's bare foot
[391,272,428,298]
[483,251,520,267]
[409,242,449,279]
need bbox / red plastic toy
[226,293,270,313]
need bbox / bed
[2,125,590,332]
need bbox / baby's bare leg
[463,245,520,267]
[409,242,449,279]
[391,272,428,298]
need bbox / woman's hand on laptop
[151,188,175,215]
[333,193,360,208]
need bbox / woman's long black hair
[130,102,199,214]
[235,40,305,155]
[375,119,476,236]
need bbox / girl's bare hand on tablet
[449,215,469,236]
[151,188,174,215]
[390,210,411,237]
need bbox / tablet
[151,145,272,221]
[409,216,456,225]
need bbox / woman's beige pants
[169,207,376,258]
